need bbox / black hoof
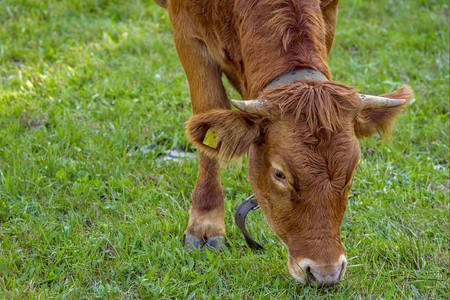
[184,233,204,250]
[206,235,225,250]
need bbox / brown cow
[155,0,413,286]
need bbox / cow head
[186,81,412,286]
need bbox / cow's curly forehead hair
[259,80,363,135]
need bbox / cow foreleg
[185,154,226,249]
[170,7,230,249]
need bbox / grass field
[0,0,448,298]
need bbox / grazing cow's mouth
[287,255,347,286]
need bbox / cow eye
[272,168,288,187]
[275,171,286,180]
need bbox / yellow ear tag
[203,128,218,149]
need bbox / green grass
[0,0,448,298]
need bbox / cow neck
[264,69,328,91]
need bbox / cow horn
[231,99,268,116]
[359,94,406,109]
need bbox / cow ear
[186,110,263,162]
[354,85,413,138]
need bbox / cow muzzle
[287,254,347,286]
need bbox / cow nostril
[305,266,316,285]
[339,261,346,279]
